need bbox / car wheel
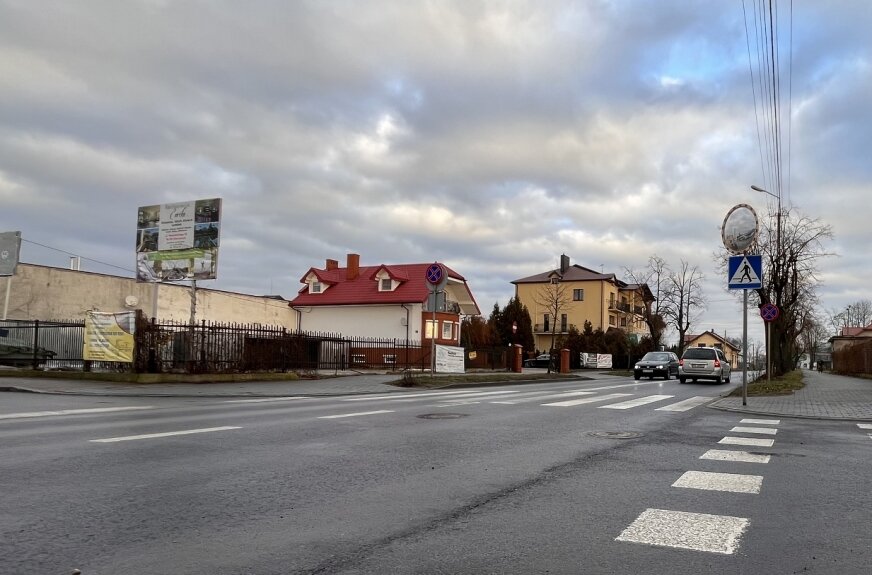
[679,377,686,384]
[663,371,671,380]
[633,371,641,380]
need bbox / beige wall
[5,264,294,325]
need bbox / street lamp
[752,185,782,381]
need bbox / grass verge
[729,369,804,396]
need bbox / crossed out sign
[760,303,779,322]
[426,263,444,285]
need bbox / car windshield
[642,353,671,361]
[683,348,717,360]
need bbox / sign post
[425,263,446,376]
[723,204,760,406]
[760,303,780,385]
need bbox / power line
[23,239,135,274]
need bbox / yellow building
[684,331,741,368]
[512,255,654,352]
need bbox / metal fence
[134,316,428,374]
[0,319,129,372]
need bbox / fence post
[31,319,40,370]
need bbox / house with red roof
[289,254,480,344]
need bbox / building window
[550,277,559,284]
[543,314,550,332]
[573,289,584,301]
[609,315,616,326]
[380,278,392,291]
[560,314,568,332]
[425,320,437,338]
[442,321,453,339]
[311,281,321,293]
[620,317,627,327]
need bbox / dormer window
[311,281,322,293]
[380,278,392,291]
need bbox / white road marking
[433,401,480,407]
[598,395,674,410]
[719,436,775,447]
[655,396,713,412]
[672,471,763,494]
[700,449,771,464]
[0,406,155,420]
[729,426,778,435]
[542,393,632,407]
[741,418,781,425]
[616,508,749,555]
[343,390,480,401]
[352,390,522,403]
[491,391,597,404]
[318,410,394,419]
[223,397,306,403]
[90,426,241,443]
[857,423,872,429]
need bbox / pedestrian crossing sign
[728,255,763,290]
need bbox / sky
[2,0,870,348]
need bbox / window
[560,314,567,332]
[550,277,559,284]
[425,320,437,338]
[573,289,584,301]
[543,314,550,332]
[380,278,392,291]
[620,317,627,327]
[311,281,321,293]
[609,315,616,326]
[442,321,453,339]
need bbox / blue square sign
[728,255,763,290]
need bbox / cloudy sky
[2,0,869,346]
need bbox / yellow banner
[83,311,136,363]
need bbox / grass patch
[605,370,633,377]
[390,372,581,389]
[729,369,804,396]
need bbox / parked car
[679,347,732,384]
[524,353,551,368]
[633,351,679,380]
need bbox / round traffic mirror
[722,203,759,254]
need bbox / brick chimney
[325,259,339,271]
[560,254,570,273]
[346,253,360,280]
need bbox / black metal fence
[0,319,128,372]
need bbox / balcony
[534,323,576,334]
[424,299,462,314]
[608,301,645,316]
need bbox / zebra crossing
[616,417,781,554]
[332,385,717,415]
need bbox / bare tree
[660,260,706,356]
[625,255,669,348]
[533,278,573,373]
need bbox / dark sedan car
[524,353,551,368]
[633,351,679,380]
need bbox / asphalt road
[2,376,869,574]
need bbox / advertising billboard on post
[136,198,221,282]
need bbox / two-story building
[288,253,480,346]
[683,330,741,368]
[511,255,653,352]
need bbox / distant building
[511,254,653,352]
[288,253,480,343]
[684,330,741,368]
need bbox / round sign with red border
[760,303,779,322]
[426,263,444,285]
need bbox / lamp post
[752,185,781,380]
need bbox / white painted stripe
[343,390,480,401]
[223,397,306,403]
[700,449,771,464]
[730,426,778,435]
[616,508,749,555]
[673,471,763,494]
[542,393,632,407]
[0,406,154,420]
[490,391,597,404]
[719,436,775,447]
[433,402,480,407]
[598,394,674,410]
[90,426,241,443]
[655,396,713,412]
[367,390,522,403]
[741,418,781,425]
[318,410,394,419]
[857,423,872,429]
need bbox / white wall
[295,303,423,340]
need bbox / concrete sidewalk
[710,369,872,421]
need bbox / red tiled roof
[290,262,467,307]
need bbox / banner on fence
[83,311,136,362]
[580,352,612,369]
[435,344,465,374]
[136,198,221,283]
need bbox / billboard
[136,198,221,282]
[83,311,136,363]
[0,231,22,277]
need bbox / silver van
[679,347,731,384]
